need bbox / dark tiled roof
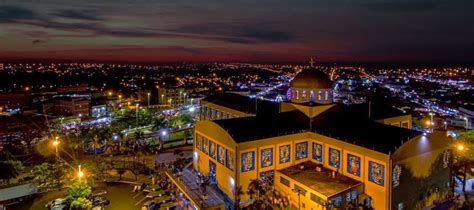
[201,93,279,116]
[214,110,309,142]
[311,105,420,154]
[213,104,420,154]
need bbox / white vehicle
[45,198,68,210]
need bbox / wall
[391,133,452,210]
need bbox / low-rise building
[53,97,89,117]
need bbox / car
[92,190,107,197]
[92,197,110,206]
[45,198,68,210]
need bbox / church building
[193,67,453,210]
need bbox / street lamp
[52,136,60,156]
[77,165,84,179]
[429,112,434,132]
[135,103,139,128]
[147,92,151,107]
[161,94,164,105]
[463,117,469,130]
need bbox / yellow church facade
[192,67,452,210]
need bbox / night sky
[0,0,473,63]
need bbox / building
[0,93,27,109]
[53,97,90,117]
[90,104,108,118]
[157,87,186,107]
[199,93,279,120]
[191,67,453,210]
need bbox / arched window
[302,90,307,101]
[310,90,315,102]
[295,90,299,100]
[325,90,329,101]
[317,90,322,101]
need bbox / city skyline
[1,0,473,64]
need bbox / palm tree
[247,179,264,208]
[233,185,244,210]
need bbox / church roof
[213,105,420,154]
[290,68,332,89]
[201,93,280,116]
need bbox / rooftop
[213,104,420,154]
[201,93,279,115]
[278,161,362,197]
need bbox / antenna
[309,57,315,68]
[368,100,372,119]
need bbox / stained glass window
[261,148,273,168]
[241,151,255,172]
[279,145,291,164]
[369,161,385,186]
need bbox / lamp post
[52,137,60,187]
[463,117,469,130]
[429,112,434,132]
[161,94,164,105]
[52,136,60,156]
[77,165,84,179]
[455,143,468,196]
[135,103,139,128]
[147,92,151,107]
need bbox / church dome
[287,67,333,105]
[290,68,332,89]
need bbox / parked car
[45,198,68,210]
[92,196,110,206]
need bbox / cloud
[50,9,102,21]
[173,21,296,43]
[363,1,440,12]
[0,5,38,22]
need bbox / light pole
[429,112,434,132]
[147,92,151,107]
[77,165,84,179]
[53,136,60,156]
[135,103,139,128]
[161,94,164,105]
[463,117,469,130]
[52,137,60,187]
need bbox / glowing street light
[457,144,465,152]
[77,165,84,179]
[52,136,60,155]
[147,92,151,107]
[463,117,469,130]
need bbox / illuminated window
[310,90,314,102]
[317,90,322,101]
[302,90,307,101]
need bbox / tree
[233,185,244,210]
[32,162,54,187]
[0,161,18,184]
[67,180,92,210]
